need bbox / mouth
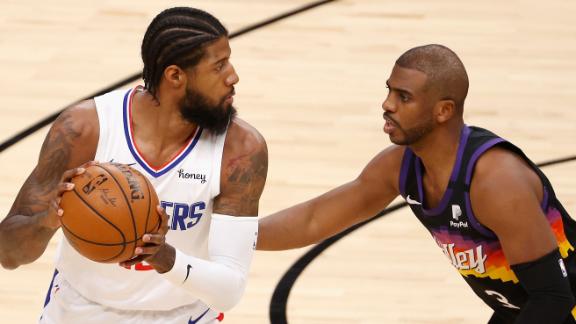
[223,89,235,105]
[383,113,398,134]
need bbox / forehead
[388,64,428,92]
[200,37,231,64]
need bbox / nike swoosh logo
[188,308,210,324]
[183,264,192,283]
[406,195,422,205]
[108,159,136,167]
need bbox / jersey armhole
[93,89,130,162]
[464,139,507,238]
[210,129,228,198]
[93,95,109,161]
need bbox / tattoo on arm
[8,110,81,218]
[214,142,268,216]
[0,105,98,267]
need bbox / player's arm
[142,118,267,311]
[257,145,404,251]
[211,118,268,217]
[471,147,575,323]
[0,101,98,269]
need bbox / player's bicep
[471,151,556,265]
[213,135,268,216]
[480,190,554,264]
[8,103,98,217]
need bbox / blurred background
[1,0,575,322]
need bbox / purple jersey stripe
[399,148,413,197]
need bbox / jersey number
[121,261,153,271]
[485,290,520,309]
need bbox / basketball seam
[62,189,128,262]
[97,164,139,252]
[61,223,148,246]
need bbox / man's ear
[435,99,456,123]
[162,65,186,89]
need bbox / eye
[215,61,225,72]
[399,92,410,102]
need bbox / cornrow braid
[141,7,228,98]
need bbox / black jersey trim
[541,186,549,211]
[462,137,506,237]
[463,139,554,239]
[464,138,506,186]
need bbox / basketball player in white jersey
[0,7,267,323]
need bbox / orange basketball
[60,162,161,263]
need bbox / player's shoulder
[224,117,267,158]
[40,100,99,169]
[54,100,99,139]
[472,145,539,193]
[474,146,529,180]
[218,118,268,207]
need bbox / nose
[226,64,239,86]
[382,93,395,113]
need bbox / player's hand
[43,161,98,230]
[120,205,173,272]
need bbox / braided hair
[141,7,228,98]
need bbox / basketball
[59,162,161,263]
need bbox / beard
[393,122,434,145]
[386,114,435,146]
[179,88,236,135]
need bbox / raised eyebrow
[213,49,232,65]
[212,56,230,67]
[386,81,412,96]
[398,89,412,97]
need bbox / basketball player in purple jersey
[257,45,576,323]
[0,7,267,323]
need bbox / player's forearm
[0,213,56,269]
[515,298,575,324]
[512,249,576,323]
[163,248,248,311]
[257,202,319,251]
[257,178,389,251]
[161,214,257,311]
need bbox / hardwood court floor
[1,0,575,323]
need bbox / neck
[410,122,464,184]
[132,88,198,148]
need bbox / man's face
[180,37,239,134]
[381,65,435,145]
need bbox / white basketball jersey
[55,87,227,311]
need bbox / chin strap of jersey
[511,249,575,323]
[162,213,258,312]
